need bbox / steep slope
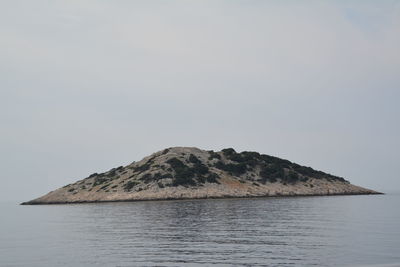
[22,147,380,204]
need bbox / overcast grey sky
[1,1,399,202]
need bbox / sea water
[1,194,399,266]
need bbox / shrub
[140,173,153,183]
[197,175,206,183]
[284,170,299,184]
[189,154,201,164]
[215,149,263,167]
[134,156,156,173]
[93,177,107,186]
[227,153,243,162]
[269,177,277,183]
[260,154,291,167]
[300,176,309,182]
[173,168,196,186]
[260,164,282,177]
[124,180,139,191]
[294,165,315,177]
[222,148,236,156]
[208,150,221,160]
[260,165,277,177]
[167,157,196,186]
[259,164,284,183]
[153,172,162,180]
[237,151,261,166]
[151,172,173,180]
[206,173,220,184]
[241,151,261,161]
[100,184,110,190]
[167,158,186,169]
[335,177,347,183]
[214,161,247,176]
[191,163,209,175]
[134,161,152,172]
[107,169,116,177]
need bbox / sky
[1,1,399,202]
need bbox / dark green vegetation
[74,147,347,194]
[133,158,153,172]
[83,166,127,191]
[166,156,219,186]
[208,150,221,160]
[123,180,139,191]
[214,148,347,184]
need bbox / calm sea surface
[1,194,400,267]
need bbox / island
[21,147,381,204]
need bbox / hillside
[22,147,380,204]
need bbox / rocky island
[22,147,381,204]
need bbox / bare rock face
[22,147,381,204]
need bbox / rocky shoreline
[22,192,381,205]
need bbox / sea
[1,193,399,267]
